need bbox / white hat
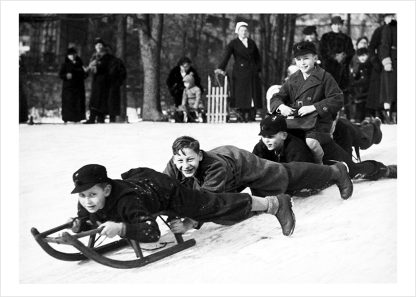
[235,22,248,33]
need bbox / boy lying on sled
[69,164,296,242]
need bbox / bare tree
[115,14,127,122]
[136,14,164,121]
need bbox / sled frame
[31,215,196,269]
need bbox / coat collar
[291,66,326,99]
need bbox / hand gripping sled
[31,218,196,269]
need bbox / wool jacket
[270,66,344,133]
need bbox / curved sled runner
[31,220,196,269]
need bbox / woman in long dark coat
[58,48,87,123]
[215,22,262,122]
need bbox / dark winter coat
[107,56,127,116]
[166,65,203,107]
[350,60,372,103]
[218,38,262,109]
[88,53,113,114]
[253,128,388,180]
[76,167,253,238]
[319,31,355,91]
[270,66,344,134]
[164,145,289,196]
[252,134,314,163]
[379,20,397,105]
[58,56,87,122]
[366,25,384,110]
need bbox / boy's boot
[371,117,383,144]
[266,194,296,236]
[385,165,397,178]
[330,162,353,199]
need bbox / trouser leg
[169,186,253,224]
[282,162,335,193]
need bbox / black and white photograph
[1,1,415,296]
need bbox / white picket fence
[206,75,228,123]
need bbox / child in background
[180,74,206,123]
[350,47,373,123]
[269,41,344,164]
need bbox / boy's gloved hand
[214,69,226,76]
[67,217,82,233]
[99,221,125,238]
[278,104,296,117]
[169,218,197,234]
[298,105,316,116]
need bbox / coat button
[323,107,328,111]
[307,96,311,101]
[241,64,244,67]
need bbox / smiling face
[261,132,287,151]
[78,184,111,213]
[173,148,202,178]
[294,53,317,75]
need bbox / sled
[31,215,196,269]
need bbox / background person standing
[215,21,262,122]
[58,47,87,123]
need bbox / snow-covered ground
[1,119,411,296]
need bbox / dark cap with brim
[71,164,110,194]
[331,16,344,25]
[259,114,288,136]
[292,41,317,57]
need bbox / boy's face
[261,132,287,151]
[77,184,111,213]
[358,54,369,64]
[67,54,76,61]
[357,39,368,49]
[294,53,317,75]
[173,148,202,178]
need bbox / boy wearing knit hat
[180,73,205,122]
[270,41,344,165]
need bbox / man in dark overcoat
[85,38,113,124]
[320,16,355,118]
[215,22,262,122]
[379,15,397,124]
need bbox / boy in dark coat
[70,164,296,239]
[252,114,397,181]
[270,41,344,165]
[164,136,353,199]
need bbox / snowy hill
[2,121,414,296]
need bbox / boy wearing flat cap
[252,115,397,181]
[270,41,344,165]
[69,164,297,239]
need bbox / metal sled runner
[31,218,196,269]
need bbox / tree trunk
[115,15,127,122]
[137,14,164,121]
